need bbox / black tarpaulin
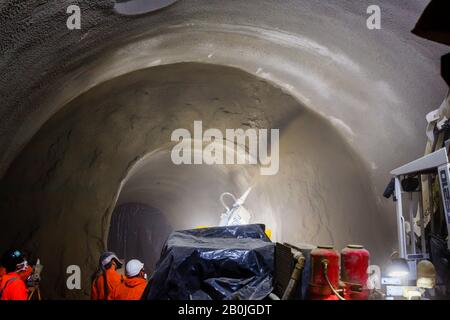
[143,224,274,300]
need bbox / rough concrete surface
[0,0,448,299]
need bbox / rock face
[0,1,448,299]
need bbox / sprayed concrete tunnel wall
[0,0,448,299]
[0,63,382,297]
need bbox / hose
[220,192,237,211]
[281,251,305,300]
[321,259,346,301]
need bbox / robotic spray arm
[219,187,253,226]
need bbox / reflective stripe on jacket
[0,272,28,300]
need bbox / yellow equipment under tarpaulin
[196,225,272,240]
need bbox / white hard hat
[100,252,122,270]
[126,259,144,277]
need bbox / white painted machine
[385,91,450,298]
[389,145,449,267]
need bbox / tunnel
[0,1,448,299]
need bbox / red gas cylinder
[308,245,340,300]
[341,244,370,300]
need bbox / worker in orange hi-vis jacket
[91,252,123,300]
[0,249,29,300]
[111,259,147,300]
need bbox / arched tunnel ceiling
[0,0,449,299]
[0,0,448,179]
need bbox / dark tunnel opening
[107,202,172,274]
